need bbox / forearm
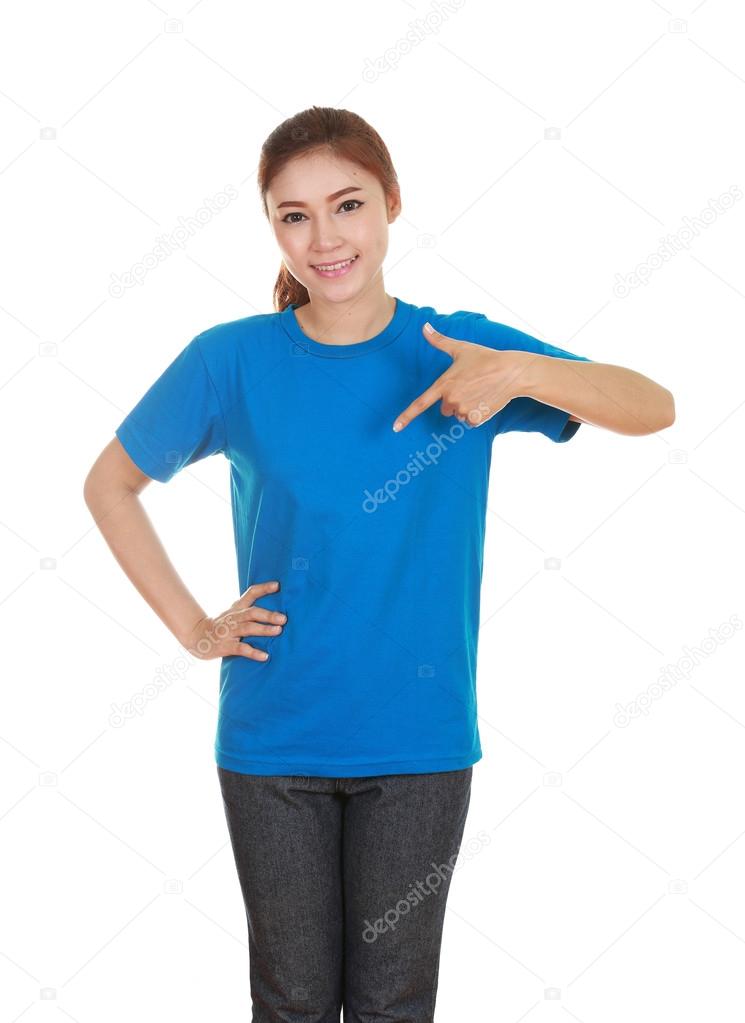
[517,354,675,435]
[83,480,207,646]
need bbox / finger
[221,611,285,637]
[231,639,271,661]
[422,322,461,356]
[235,579,280,607]
[392,378,446,433]
[240,622,284,638]
[231,607,287,625]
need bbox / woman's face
[266,149,400,302]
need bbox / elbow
[658,388,676,430]
[83,463,110,510]
[635,388,675,435]
[83,463,133,518]
[83,470,106,518]
[82,470,97,510]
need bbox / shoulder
[409,302,487,342]
[194,311,278,349]
[190,311,281,369]
[413,301,592,362]
[419,305,553,354]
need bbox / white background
[2,0,743,1019]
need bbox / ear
[387,186,402,224]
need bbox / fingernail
[393,420,402,432]
[424,321,434,334]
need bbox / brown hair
[257,106,400,312]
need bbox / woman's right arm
[82,438,283,659]
[83,436,217,648]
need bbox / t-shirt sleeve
[468,314,593,443]
[114,335,229,482]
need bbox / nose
[309,215,345,253]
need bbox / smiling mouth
[310,255,358,270]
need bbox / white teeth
[314,257,356,271]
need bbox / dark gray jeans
[217,765,473,1022]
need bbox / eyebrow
[276,186,364,210]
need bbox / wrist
[508,350,547,399]
[175,612,210,650]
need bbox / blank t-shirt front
[115,296,591,777]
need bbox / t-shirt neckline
[279,296,411,358]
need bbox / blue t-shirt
[115,297,591,777]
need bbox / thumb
[422,322,459,355]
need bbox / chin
[307,272,366,294]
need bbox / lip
[310,254,359,278]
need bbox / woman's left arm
[392,324,676,436]
[522,354,675,435]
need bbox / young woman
[84,106,675,1022]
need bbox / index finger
[236,579,280,606]
[392,381,444,432]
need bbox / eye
[281,199,365,224]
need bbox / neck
[296,280,395,346]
